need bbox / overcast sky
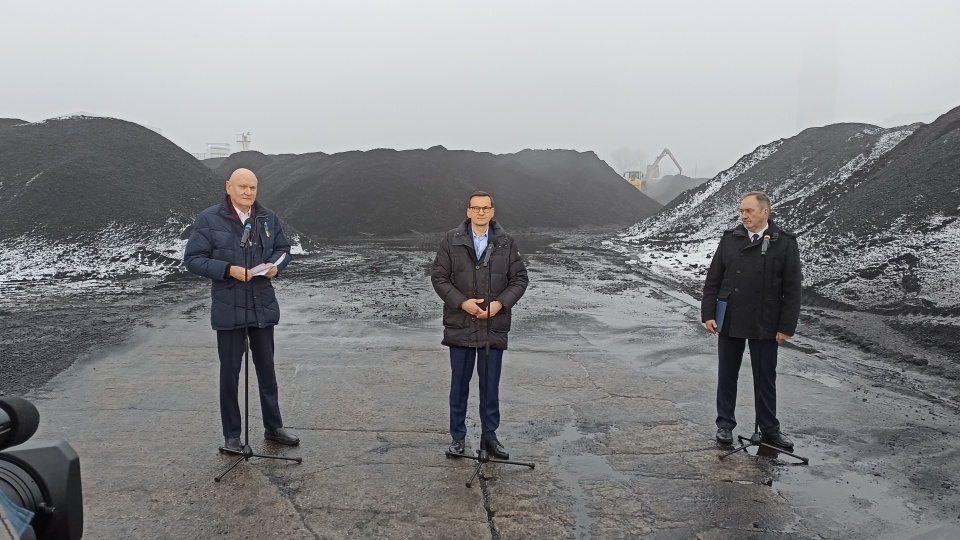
[3,0,959,177]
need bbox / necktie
[751,234,758,243]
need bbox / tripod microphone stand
[443,345,535,488]
[718,423,808,464]
[445,242,534,487]
[215,219,302,482]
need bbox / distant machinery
[207,143,231,159]
[236,132,252,152]
[623,148,682,192]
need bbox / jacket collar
[454,219,502,244]
[220,195,265,221]
[733,220,782,241]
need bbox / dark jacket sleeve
[701,239,725,322]
[777,237,802,336]
[495,241,528,308]
[431,234,468,311]
[184,212,230,281]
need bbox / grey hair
[742,191,771,210]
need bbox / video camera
[0,395,83,540]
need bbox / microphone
[0,395,40,450]
[761,234,771,256]
[240,219,253,246]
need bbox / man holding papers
[184,168,299,452]
[701,191,801,448]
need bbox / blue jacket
[184,197,292,330]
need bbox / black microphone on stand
[239,219,253,246]
[761,234,771,256]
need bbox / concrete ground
[20,242,960,539]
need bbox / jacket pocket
[443,309,470,329]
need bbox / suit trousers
[217,325,284,439]
[716,333,780,433]
[449,346,503,441]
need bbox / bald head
[226,168,258,212]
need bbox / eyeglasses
[468,206,493,213]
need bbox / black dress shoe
[264,427,300,446]
[716,428,733,445]
[448,439,465,455]
[220,437,242,454]
[761,430,794,449]
[482,439,509,459]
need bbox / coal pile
[620,104,960,314]
[0,116,223,282]
[211,146,662,240]
[643,174,710,205]
[0,116,220,238]
[805,106,960,312]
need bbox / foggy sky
[3,0,959,178]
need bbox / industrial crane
[622,148,682,192]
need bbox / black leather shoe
[482,439,509,459]
[264,427,300,446]
[761,430,794,449]
[220,437,242,454]
[716,428,733,445]
[448,439,465,455]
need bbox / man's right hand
[704,320,718,334]
[460,298,487,317]
[229,265,251,282]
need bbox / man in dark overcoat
[184,168,299,452]
[431,191,529,459]
[701,191,802,449]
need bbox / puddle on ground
[546,421,632,540]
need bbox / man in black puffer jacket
[431,191,529,459]
[184,168,299,452]
[701,191,802,450]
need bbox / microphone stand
[446,237,534,487]
[718,423,808,464]
[216,217,302,482]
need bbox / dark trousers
[217,326,283,439]
[716,334,780,433]
[449,346,503,441]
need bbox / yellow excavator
[623,148,682,192]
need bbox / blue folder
[715,300,727,333]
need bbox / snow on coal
[0,116,222,283]
[615,114,957,311]
[804,106,960,312]
[209,146,662,240]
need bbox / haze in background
[2,0,958,177]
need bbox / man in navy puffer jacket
[184,168,299,452]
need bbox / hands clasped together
[461,298,503,319]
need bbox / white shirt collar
[233,204,252,222]
[747,224,768,239]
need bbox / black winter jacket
[431,220,529,349]
[701,221,801,340]
[184,197,292,331]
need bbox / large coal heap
[623,103,960,312]
[216,146,662,239]
[0,116,221,238]
[819,106,960,235]
[656,122,902,236]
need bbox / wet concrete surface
[8,236,960,539]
